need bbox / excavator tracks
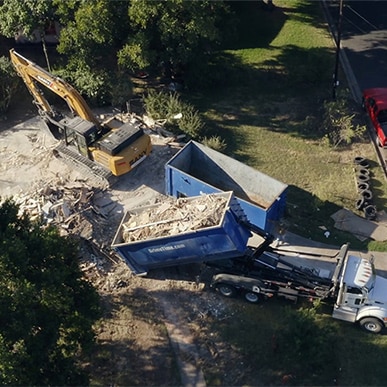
[53,142,118,188]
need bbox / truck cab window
[346,287,362,294]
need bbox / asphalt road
[327,0,387,91]
[325,0,387,173]
[321,1,387,262]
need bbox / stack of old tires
[354,156,377,220]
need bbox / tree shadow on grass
[284,184,371,250]
[223,1,328,51]
[196,44,335,147]
[223,1,287,50]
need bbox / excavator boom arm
[9,49,99,126]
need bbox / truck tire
[357,167,370,176]
[244,291,260,303]
[361,189,373,201]
[357,182,369,191]
[356,197,365,210]
[364,204,377,220]
[357,173,370,183]
[359,317,384,334]
[354,156,364,164]
[354,156,368,168]
[216,283,237,298]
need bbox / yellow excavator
[9,49,152,182]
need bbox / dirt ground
[0,110,251,386]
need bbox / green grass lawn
[194,2,387,386]
[206,298,387,386]
[192,0,387,252]
[137,2,387,385]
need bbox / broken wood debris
[6,183,117,241]
[122,194,228,243]
[129,113,187,148]
[3,182,124,280]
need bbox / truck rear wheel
[244,291,260,303]
[216,283,237,298]
[359,317,383,333]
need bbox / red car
[362,88,387,147]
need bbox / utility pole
[332,0,344,100]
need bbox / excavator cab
[59,116,99,159]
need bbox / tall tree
[56,0,129,69]
[118,0,230,86]
[55,0,131,105]
[0,0,57,69]
[0,199,101,385]
[0,0,232,95]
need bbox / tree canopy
[0,0,54,38]
[0,199,101,385]
[0,0,233,95]
[119,0,229,76]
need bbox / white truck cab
[211,243,387,334]
[332,253,387,333]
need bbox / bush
[202,135,227,151]
[143,90,205,138]
[165,93,184,120]
[321,92,366,147]
[143,89,170,120]
[177,104,204,138]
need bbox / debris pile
[122,194,228,243]
[9,183,118,242]
[5,182,123,281]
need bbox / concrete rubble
[6,180,127,282]
[6,181,119,251]
[122,194,228,243]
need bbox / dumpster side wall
[165,141,287,231]
[112,192,252,274]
